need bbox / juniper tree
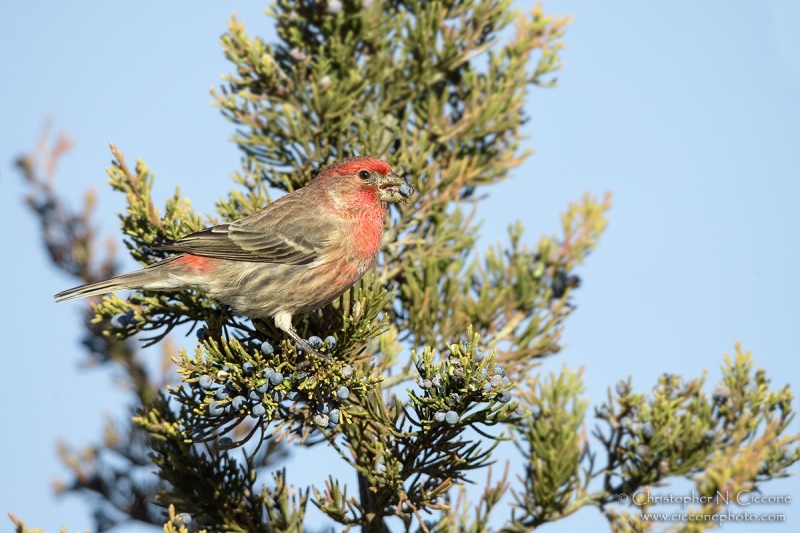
[12,1,798,532]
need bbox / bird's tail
[54,258,182,303]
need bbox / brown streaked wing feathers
[152,191,335,265]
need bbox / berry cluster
[483,363,512,403]
[307,365,353,428]
[712,383,731,403]
[196,364,290,420]
[110,310,135,329]
[190,335,352,429]
[432,409,459,425]
[171,512,198,532]
[597,402,657,458]
[296,335,337,353]
[258,336,337,356]
[417,345,514,426]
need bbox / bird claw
[287,332,331,370]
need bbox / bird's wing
[152,191,337,265]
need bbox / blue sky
[1,1,798,531]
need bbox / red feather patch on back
[317,156,392,178]
[175,254,214,273]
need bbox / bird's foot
[286,330,331,370]
[273,313,332,369]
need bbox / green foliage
[12,1,798,533]
[501,346,799,533]
[510,368,587,528]
[313,330,517,530]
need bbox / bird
[55,156,414,356]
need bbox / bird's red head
[319,156,393,178]
[314,155,413,206]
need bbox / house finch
[55,156,413,355]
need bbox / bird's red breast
[348,203,387,265]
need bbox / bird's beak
[377,171,414,203]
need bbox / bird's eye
[358,170,370,180]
